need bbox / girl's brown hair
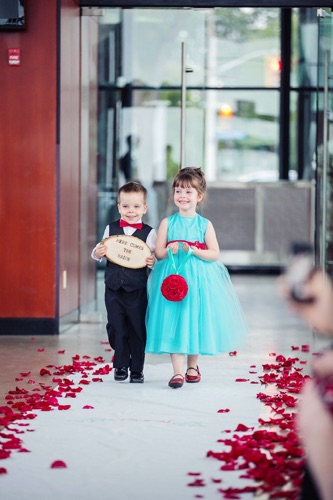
[172,167,207,198]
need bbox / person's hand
[297,378,333,500]
[167,242,179,254]
[278,270,333,336]
[298,379,332,438]
[95,243,107,259]
[146,255,155,269]
[312,349,333,379]
[182,242,190,253]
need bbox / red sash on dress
[167,239,207,250]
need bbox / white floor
[0,275,329,500]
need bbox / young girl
[145,167,246,389]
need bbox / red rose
[161,274,188,302]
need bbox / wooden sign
[102,235,151,269]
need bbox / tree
[214,8,280,42]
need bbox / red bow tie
[120,219,142,230]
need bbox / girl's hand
[167,242,179,254]
[95,243,107,259]
[146,255,155,269]
[182,242,190,253]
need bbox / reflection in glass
[96,7,285,237]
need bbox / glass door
[316,8,333,275]
[97,7,281,232]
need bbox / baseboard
[0,318,59,335]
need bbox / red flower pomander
[161,274,188,302]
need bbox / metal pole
[180,41,186,169]
[321,49,329,269]
[279,9,291,180]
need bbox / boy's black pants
[105,286,147,373]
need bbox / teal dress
[145,213,247,355]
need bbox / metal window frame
[80,1,333,7]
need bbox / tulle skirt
[145,249,247,355]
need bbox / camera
[285,242,315,303]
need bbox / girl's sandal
[185,366,201,383]
[168,374,184,389]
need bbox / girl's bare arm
[183,221,220,262]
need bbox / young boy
[91,182,156,383]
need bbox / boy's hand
[95,243,107,259]
[146,255,155,269]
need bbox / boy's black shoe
[114,367,128,381]
[130,371,144,383]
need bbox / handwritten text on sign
[103,235,151,269]
[115,238,145,262]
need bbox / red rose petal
[0,468,7,474]
[40,368,51,376]
[50,460,67,468]
[235,423,252,432]
[206,350,309,498]
[82,405,94,409]
[217,409,230,413]
[187,479,205,487]
[220,464,237,471]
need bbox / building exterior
[1,0,333,334]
